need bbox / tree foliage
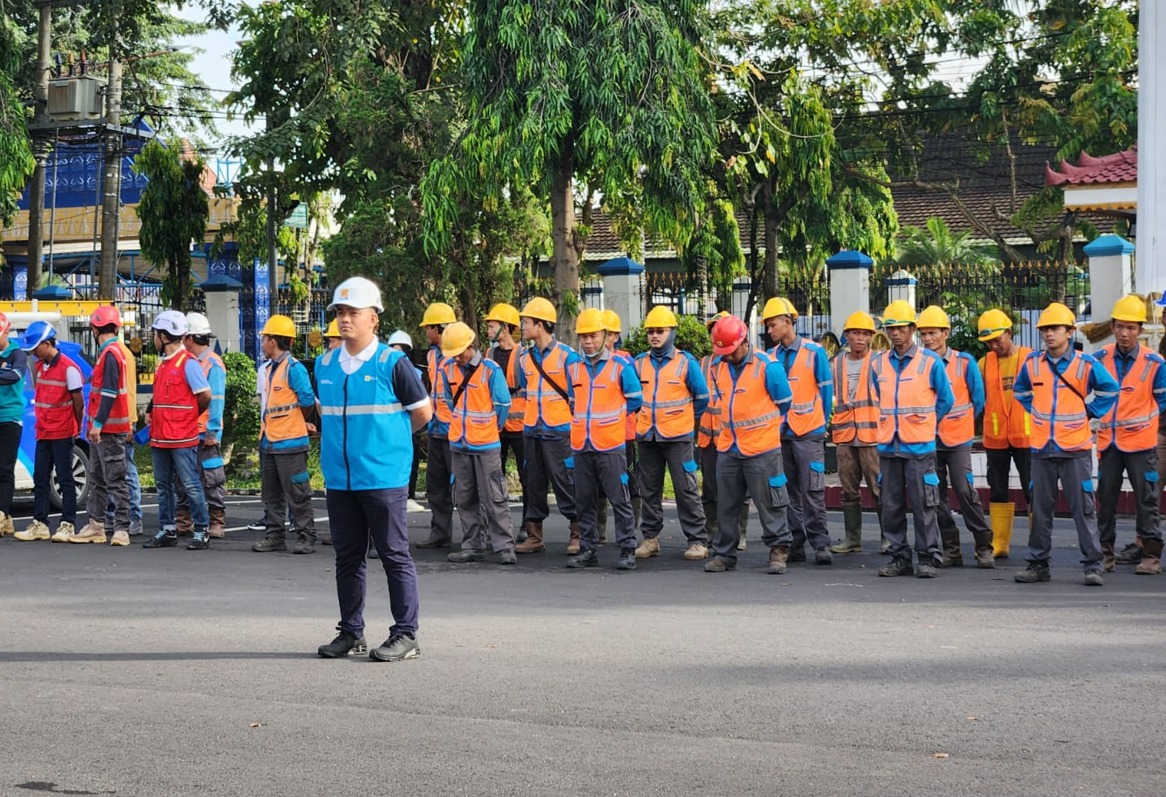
[0,13,34,229]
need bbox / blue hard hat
[19,320,57,351]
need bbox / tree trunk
[550,153,579,344]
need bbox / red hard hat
[711,315,747,356]
[0,313,10,337]
[90,305,121,329]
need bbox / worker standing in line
[483,303,528,535]
[594,308,640,545]
[417,302,458,548]
[106,334,143,537]
[387,330,425,511]
[0,313,26,538]
[916,305,995,568]
[1012,302,1118,586]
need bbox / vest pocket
[922,471,941,507]
[768,473,790,510]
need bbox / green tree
[133,139,208,310]
[422,0,718,330]
[0,14,34,230]
[896,217,999,266]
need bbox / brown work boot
[1101,541,1116,573]
[208,508,227,538]
[208,524,226,539]
[634,536,661,559]
[1136,539,1163,575]
[176,508,194,537]
[683,543,709,561]
[0,510,13,537]
[566,522,582,555]
[767,546,789,575]
[515,521,545,554]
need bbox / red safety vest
[88,342,131,435]
[33,351,80,441]
[1024,353,1093,452]
[151,350,200,448]
[871,349,940,446]
[569,357,628,453]
[982,347,1032,449]
[636,354,694,439]
[937,349,975,447]
[711,351,783,456]
[831,353,877,445]
[1096,344,1161,452]
[445,358,502,448]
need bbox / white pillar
[1138,3,1164,293]
[199,274,244,353]
[1083,234,1134,351]
[597,256,644,332]
[884,269,916,310]
[826,250,873,336]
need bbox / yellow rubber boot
[990,502,1015,559]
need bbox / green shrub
[222,352,261,475]
[622,315,711,358]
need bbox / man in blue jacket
[0,313,25,537]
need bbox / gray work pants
[710,448,790,566]
[261,449,316,541]
[452,448,515,553]
[699,442,750,540]
[426,435,455,542]
[879,453,942,562]
[177,442,228,530]
[638,439,706,544]
[87,433,130,531]
[781,434,830,551]
[524,435,576,522]
[1098,446,1161,545]
[574,449,635,552]
[936,446,992,552]
[1028,454,1103,572]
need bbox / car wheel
[49,444,90,511]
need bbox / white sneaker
[14,520,51,541]
[68,522,107,544]
[406,499,425,513]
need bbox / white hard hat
[328,276,384,312]
[152,310,188,337]
[185,312,214,337]
[387,330,413,349]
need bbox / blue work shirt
[571,349,643,453]
[633,344,708,442]
[195,348,227,441]
[935,346,985,450]
[260,352,316,454]
[0,340,26,425]
[770,335,834,437]
[712,347,792,458]
[869,343,954,457]
[442,350,512,453]
[1013,348,1120,457]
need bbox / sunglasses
[646,328,670,335]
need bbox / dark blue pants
[34,437,75,524]
[328,487,419,639]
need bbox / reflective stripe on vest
[1025,354,1092,452]
[983,346,1032,449]
[34,352,79,440]
[697,354,718,448]
[522,344,573,428]
[871,351,939,446]
[616,349,637,441]
[1097,344,1161,452]
[428,347,453,425]
[831,353,877,445]
[445,359,501,447]
[262,357,309,442]
[151,350,200,448]
[635,354,693,439]
[778,343,826,436]
[193,350,225,435]
[492,344,526,434]
[88,341,131,435]
[570,358,628,453]
[938,350,975,447]
[712,351,782,456]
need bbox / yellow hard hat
[643,305,678,328]
[1036,302,1076,329]
[520,297,558,324]
[420,302,457,327]
[603,309,622,334]
[440,321,476,357]
[1111,294,1147,324]
[881,300,916,328]
[705,310,730,330]
[916,305,950,330]
[576,308,608,335]
[977,309,1013,341]
[842,311,876,333]
[261,314,296,338]
[483,303,521,328]
[324,319,340,338]
[762,297,798,321]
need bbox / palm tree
[895,217,999,267]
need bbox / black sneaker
[416,536,451,549]
[566,549,599,569]
[370,634,420,662]
[1115,543,1144,565]
[186,530,210,550]
[448,549,485,563]
[616,550,637,570]
[293,536,315,555]
[143,531,177,549]
[318,629,368,658]
[1015,561,1051,583]
[879,557,914,577]
[252,537,287,553]
[814,548,833,565]
[916,558,937,578]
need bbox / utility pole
[98,12,123,301]
[26,0,53,296]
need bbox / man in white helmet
[315,276,431,662]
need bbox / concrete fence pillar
[1083,234,1135,351]
[826,250,873,336]
[199,274,244,354]
[597,256,644,332]
[884,268,917,310]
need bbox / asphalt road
[1,496,1162,797]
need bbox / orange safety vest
[616,348,637,441]
[1024,353,1092,452]
[491,344,526,434]
[982,346,1032,449]
[711,351,783,456]
[635,353,694,439]
[88,341,131,435]
[569,357,627,453]
[522,343,573,429]
[1096,344,1161,452]
[428,347,453,428]
[151,350,200,448]
[871,349,940,446]
[444,358,502,448]
[33,351,80,440]
[774,341,827,437]
[261,356,309,443]
[697,354,719,448]
[831,353,877,445]
[194,349,225,435]
[937,349,975,447]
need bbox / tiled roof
[1045,147,1137,187]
